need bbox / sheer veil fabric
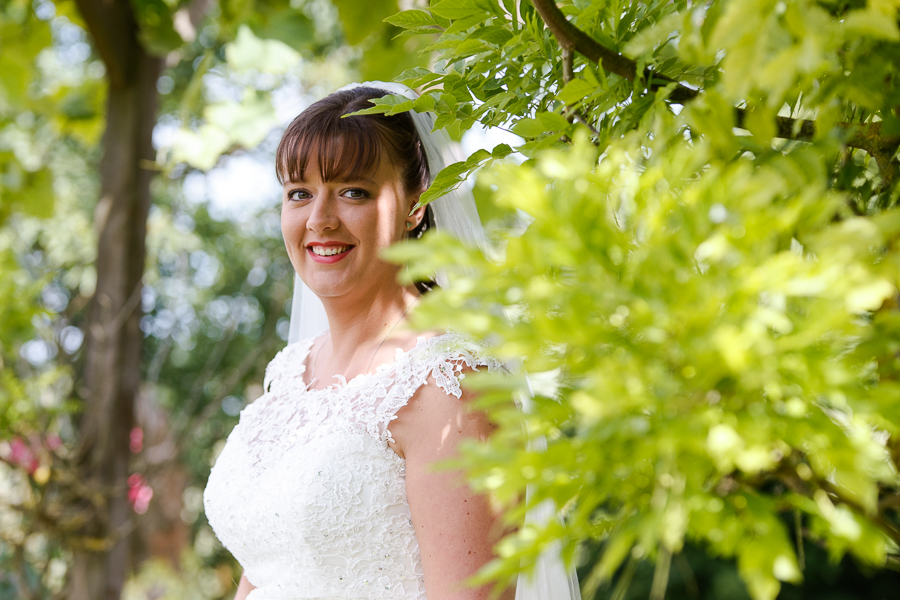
[285,81,580,600]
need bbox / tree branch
[562,47,574,84]
[845,121,899,189]
[530,0,900,175]
[531,0,697,103]
[774,460,900,548]
[560,47,600,135]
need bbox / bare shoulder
[387,361,492,460]
[389,327,447,350]
[381,328,502,458]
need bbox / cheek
[381,209,405,243]
[375,201,407,243]
[344,205,398,246]
[281,205,303,239]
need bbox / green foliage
[131,0,184,55]
[419,143,512,206]
[122,551,235,600]
[332,0,398,45]
[172,88,280,170]
[0,3,59,223]
[383,0,900,598]
[0,15,95,585]
[225,24,301,74]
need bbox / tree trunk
[67,1,161,597]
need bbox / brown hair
[276,86,430,195]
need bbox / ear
[407,193,426,228]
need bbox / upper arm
[388,367,514,600]
[233,572,256,600]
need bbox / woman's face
[281,156,423,301]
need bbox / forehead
[276,114,385,185]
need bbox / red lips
[306,241,355,264]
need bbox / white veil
[285,81,580,600]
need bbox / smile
[311,245,350,256]
[306,244,355,264]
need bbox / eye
[342,188,370,200]
[287,189,311,202]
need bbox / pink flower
[9,438,39,474]
[127,473,153,514]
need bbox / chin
[302,276,351,299]
[305,269,398,300]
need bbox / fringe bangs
[276,110,384,185]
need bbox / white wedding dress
[203,332,502,600]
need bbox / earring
[406,221,415,230]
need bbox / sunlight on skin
[441,422,453,447]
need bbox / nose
[306,195,339,233]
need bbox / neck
[319,281,419,366]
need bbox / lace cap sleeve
[372,333,502,444]
[415,333,504,399]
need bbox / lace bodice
[203,332,501,600]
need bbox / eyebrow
[283,176,378,186]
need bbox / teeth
[311,245,349,256]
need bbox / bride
[203,82,579,600]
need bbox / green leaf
[413,94,437,113]
[842,8,900,41]
[464,148,492,168]
[623,11,682,57]
[420,160,469,205]
[396,66,435,82]
[556,79,596,105]
[397,68,443,89]
[225,25,301,75]
[473,25,513,46]
[418,148,499,206]
[492,144,514,158]
[205,91,278,149]
[443,11,493,34]
[442,38,493,61]
[347,94,415,116]
[0,167,54,221]
[431,0,493,20]
[537,111,570,131]
[384,9,437,29]
[170,125,231,171]
[744,104,776,144]
[512,118,547,138]
[596,527,638,581]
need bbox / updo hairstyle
[275,86,435,241]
